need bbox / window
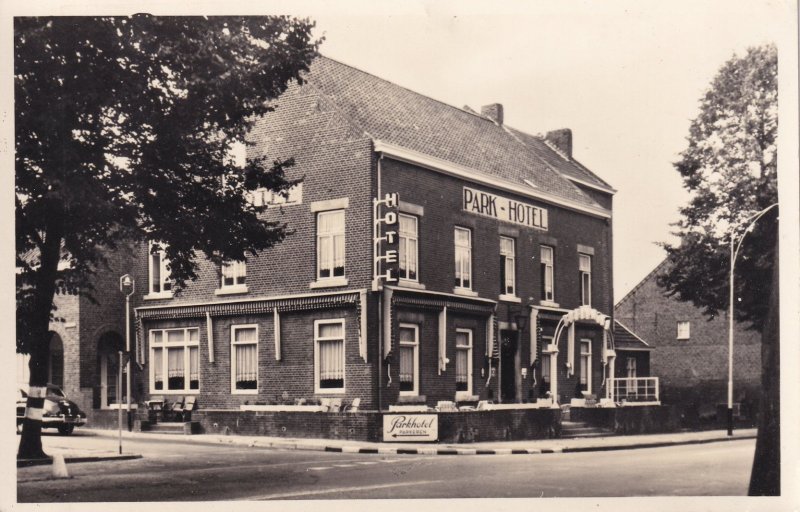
[231,325,258,393]
[500,237,516,296]
[579,254,592,306]
[455,328,473,396]
[315,320,345,393]
[317,210,345,280]
[454,227,472,289]
[148,243,172,296]
[677,321,690,340]
[541,246,554,302]
[580,339,592,392]
[248,183,303,208]
[626,357,637,378]
[150,328,199,393]
[541,336,553,383]
[398,324,419,395]
[221,260,247,288]
[398,214,418,281]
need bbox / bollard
[52,454,69,479]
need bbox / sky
[285,0,792,302]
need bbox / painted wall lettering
[462,187,548,230]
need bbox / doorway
[500,330,517,402]
[98,332,125,409]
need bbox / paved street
[17,431,755,501]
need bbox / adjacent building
[614,259,761,421]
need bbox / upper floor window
[317,210,345,280]
[398,214,418,281]
[248,183,303,208]
[221,260,247,288]
[150,328,199,393]
[500,236,516,296]
[315,319,345,393]
[454,227,472,289]
[148,243,172,297]
[541,245,554,302]
[677,321,690,340]
[579,254,592,306]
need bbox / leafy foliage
[657,44,778,332]
[15,16,320,354]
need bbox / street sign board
[382,414,438,442]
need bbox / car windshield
[46,386,66,398]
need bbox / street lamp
[727,202,778,436]
[119,274,135,453]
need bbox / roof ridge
[614,257,671,309]
[502,125,602,209]
[316,55,491,124]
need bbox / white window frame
[580,338,592,393]
[147,242,173,298]
[248,183,303,208]
[398,323,419,396]
[398,214,419,282]
[541,335,554,383]
[677,321,691,340]
[231,324,259,395]
[455,328,473,399]
[454,227,472,290]
[541,245,555,302]
[500,236,516,298]
[149,328,200,394]
[579,254,592,306]
[626,357,637,379]
[314,319,346,394]
[219,260,247,291]
[316,210,346,281]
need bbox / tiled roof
[613,320,652,351]
[296,56,611,211]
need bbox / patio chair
[176,396,197,422]
[343,397,361,412]
[330,398,343,413]
[320,398,332,412]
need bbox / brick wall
[380,158,612,315]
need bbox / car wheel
[58,425,74,435]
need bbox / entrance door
[500,331,517,402]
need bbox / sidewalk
[70,427,756,457]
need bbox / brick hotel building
[28,57,621,421]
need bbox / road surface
[17,432,755,501]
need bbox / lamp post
[727,202,778,436]
[119,275,135,435]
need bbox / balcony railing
[606,377,660,405]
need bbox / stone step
[145,422,189,434]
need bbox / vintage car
[16,385,87,435]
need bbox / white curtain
[456,349,468,384]
[318,211,344,276]
[319,339,344,380]
[153,349,163,384]
[399,346,413,383]
[235,344,257,382]
[168,348,184,378]
[189,347,199,385]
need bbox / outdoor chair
[343,397,361,412]
[320,398,332,412]
[176,396,196,422]
[330,398,343,413]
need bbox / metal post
[125,293,132,431]
[117,350,123,455]
[727,236,735,436]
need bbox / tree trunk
[748,235,779,495]
[17,215,63,460]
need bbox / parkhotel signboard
[463,186,549,230]
[383,414,438,442]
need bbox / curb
[17,454,143,468]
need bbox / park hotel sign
[463,186,548,230]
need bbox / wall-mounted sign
[463,187,548,230]
[383,414,438,442]
[373,192,400,290]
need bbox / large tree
[657,44,778,495]
[15,16,320,459]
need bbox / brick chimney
[545,128,572,158]
[481,103,504,125]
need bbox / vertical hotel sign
[463,186,548,230]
